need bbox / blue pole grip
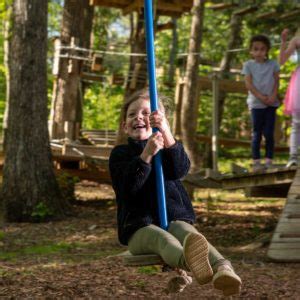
[144,0,168,230]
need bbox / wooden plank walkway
[80,129,116,146]
[267,167,300,262]
[184,166,297,191]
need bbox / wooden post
[212,72,219,171]
[52,38,60,75]
[64,121,73,143]
[173,78,184,137]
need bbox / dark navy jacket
[109,137,195,245]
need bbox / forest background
[0,1,299,297]
[0,0,298,158]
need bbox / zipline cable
[144,0,168,230]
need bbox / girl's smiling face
[123,98,152,140]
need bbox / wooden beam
[122,0,184,15]
[122,0,143,15]
[90,0,128,9]
[91,0,193,16]
[62,143,112,158]
[156,2,183,13]
[157,21,175,32]
[279,9,300,20]
[234,5,258,16]
[256,11,278,20]
[208,3,238,10]
[198,76,247,94]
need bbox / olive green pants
[128,220,229,271]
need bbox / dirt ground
[0,181,299,299]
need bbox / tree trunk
[218,13,242,124]
[203,13,242,168]
[116,11,148,145]
[181,0,205,173]
[49,0,94,140]
[166,17,178,88]
[2,0,67,222]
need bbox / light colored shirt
[242,59,280,109]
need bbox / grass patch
[0,241,123,264]
[137,265,160,275]
[0,242,76,261]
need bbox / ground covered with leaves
[0,181,299,299]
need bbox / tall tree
[116,10,148,145]
[218,13,242,124]
[2,0,67,221]
[166,17,178,87]
[49,0,94,140]
[181,0,205,173]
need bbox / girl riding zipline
[109,89,242,296]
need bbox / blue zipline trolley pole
[144,0,168,230]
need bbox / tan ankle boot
[213,265,242,296]
[183,232,213,285]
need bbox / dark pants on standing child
[251,107,276,160]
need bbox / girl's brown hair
[122,89,173,121]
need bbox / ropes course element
[144,0,168,230]
[59,45,147,57]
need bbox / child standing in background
[280,28,300,167]
[242,35,280,171]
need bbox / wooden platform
[184,166,297,192]
[267,167,300,262]
[51,141,111,184]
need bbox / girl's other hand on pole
[143,131,164,158]
[149,110,170,134]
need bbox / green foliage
[0,1,10,133]
[56,172,79,203]
[0,230,4,241]
[83,84,123,130]
[137,265,160,275]
[31,202,54,221]
[0,1,297,150]
[93,8,129,75]
[47,1,63,107]
[48,0,63,38]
